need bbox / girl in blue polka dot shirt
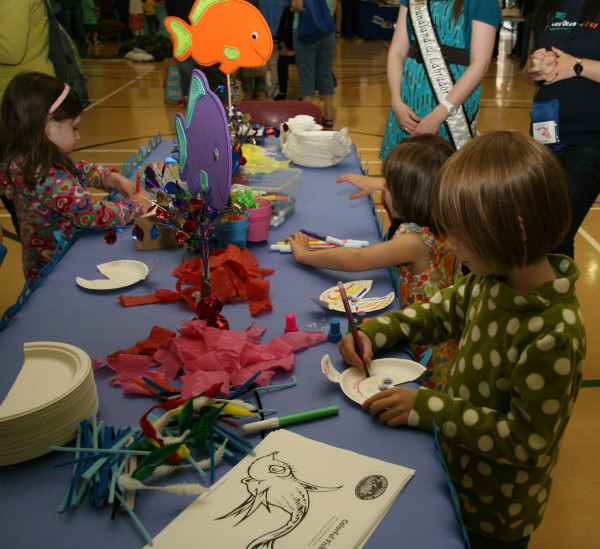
[339,130,586,548]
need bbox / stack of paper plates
[0,342,98,466]
[280,115,322,146]
[281,126,352,167]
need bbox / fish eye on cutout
[251,31,258,39]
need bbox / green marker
[241,406,339,433]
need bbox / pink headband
[49,84,70,114]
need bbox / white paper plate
[0,342,98,465]
[319,280,395,313]
[76,259,149,290]
[321,354,426,404]
[0,342,92,420]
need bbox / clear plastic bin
[231,167,302,227]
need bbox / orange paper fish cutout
[164,0,273,75]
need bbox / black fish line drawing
[217,451,342,549]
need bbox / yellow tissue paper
[241,144,290,174]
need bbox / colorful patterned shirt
[392,222,461,390]
[360,255,586,541]
[0,157,142,280]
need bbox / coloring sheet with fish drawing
[146,430,415,549]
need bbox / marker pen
[300,229,345,247]
[241,406,339,433]
[270,244,339,252]
[300,229,369,247]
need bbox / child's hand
[336,173,385,199]
[105,172,136,199]
[338,331,373,369]
[362,387,417,427]
[137,191,156,214]
[285,231,311,261]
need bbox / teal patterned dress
[380,0,501,159]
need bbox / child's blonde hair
[432,130,571,270]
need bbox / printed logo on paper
[355,475,388,501]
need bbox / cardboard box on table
[134,213,184,250]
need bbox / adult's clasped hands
[528,47,579,85]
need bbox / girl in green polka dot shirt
[339,131,586,548]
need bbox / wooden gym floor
[0,28,598,549]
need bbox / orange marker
[136,166,141,194]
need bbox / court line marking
[84,67,156,112]
[578,228,600,254]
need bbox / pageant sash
[408,0,473,148]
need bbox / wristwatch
[574,59,584,77]
[440,98,458,118]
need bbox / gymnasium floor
[0,29,598,549]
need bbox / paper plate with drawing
[321,354,427,405]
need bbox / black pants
[277,54,296,96]
[552,144,600,258]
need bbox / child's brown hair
[382,134,455,229]
[432,130,571,270]
[0,72,83,190]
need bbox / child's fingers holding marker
[338,331,372,369]
[285,232,311,260]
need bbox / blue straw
[186,454,206,477]
[114,491,153,546]
[256,409,278,415]
[252,376,297,392]
[211,424,255,450]
[228,371,262,399]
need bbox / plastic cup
[213,213,248,249]
[246,198,272,243]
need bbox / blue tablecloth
[0,139,465,548]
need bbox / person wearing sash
[523,0,600,259]
[379,0,501,157]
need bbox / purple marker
[300,229,346,247]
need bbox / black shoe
[274,93,286,101]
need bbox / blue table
[0,140,465,548]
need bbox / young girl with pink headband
[0,72,153,282]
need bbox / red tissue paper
[118,245,274,315]
[94,320,328,398]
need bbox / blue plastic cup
[214,213,249,249]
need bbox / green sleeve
[409,332,584,466]
[359,274,472,352]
